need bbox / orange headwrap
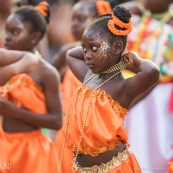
[96,1,112,15]
[107,13,132,36]
[35,1,49,17]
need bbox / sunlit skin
[71,2,97,41]
[143,0,172,13]
[85,33,112,63]
[5,14,34,51]
[0,0,12,13]
[1,13,62,133]
[52,1,99,80]
[82,30,117,73]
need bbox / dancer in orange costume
[0,49,38,172]
[53,1,118,172]
[0,1,62,173]
[58,5,160,173]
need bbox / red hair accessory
[96,1,112,15]
[35,1,48,17]
[107,13,132,36]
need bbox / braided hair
[14,1,50,39]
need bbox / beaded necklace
[58,61,129,173]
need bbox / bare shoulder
[40,59,61,84]
[60,42,80,53]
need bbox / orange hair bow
[96,1,112,15]
[35,1,49,17]
[107,14,132,36]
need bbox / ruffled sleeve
[66,86,128,156]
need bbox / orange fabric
[35,1,49,17]
[55,68,80,172]
[96,1,112,15]
[55,126,73,173]
[61,68,81,114]
[168,159,173,173]
[0,74,47,114]
[66,85,128,156]
[108,14,132,36]
[0,130,58,173]
[0,127,7,171]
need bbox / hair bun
[107,6,132,36]
[113,6,131,23]
[35,1,50,23]
[35,1,49,17]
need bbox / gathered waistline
[74,143,132,173]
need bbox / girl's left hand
[121,51,141,73]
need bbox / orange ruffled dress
[63,85,141,173]
[55,68,81,173]
[0,74,58,173]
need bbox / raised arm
[66,46,89,82]
[51,43,77,81]
[0,48,38,85]
[122,52,160,102]
[0,66,63,130]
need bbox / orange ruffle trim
[66,85,128,157]
[0,73,47,114]
[0,131,58,173]
[108,14,132,36]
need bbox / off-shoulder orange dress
[0,74,58,173]
[60,85,141,173]
[55,67,81,173]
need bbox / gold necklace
[101,61,130,74]
[58,63,128,173]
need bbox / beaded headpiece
[107,14,132,36]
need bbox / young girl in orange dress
[53,1,117,172]
[0,49,38,172]
[58,6,160,173]
[0,1,62,173]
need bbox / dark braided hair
[113,6,131,23]
[87,6,131,52]
[14,3,50,39]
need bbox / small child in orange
[59,6,160,173]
